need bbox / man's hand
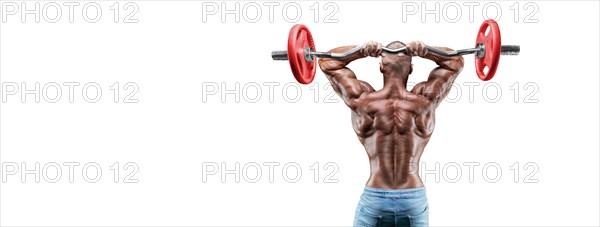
[406,41,428,57]
[360,41,382,57]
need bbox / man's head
[380,41,413,77]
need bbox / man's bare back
[319,41,464,190]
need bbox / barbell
[271,19,520,84]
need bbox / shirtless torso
[318,41,464,189]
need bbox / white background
[0,0,599,226]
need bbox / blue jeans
[353,187,429,227]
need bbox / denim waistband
[362,187,426,199]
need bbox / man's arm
[409,41,464,107]
[318,41,380,108]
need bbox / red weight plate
[287,24,317,84]
[475,19,501,81]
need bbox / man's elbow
[450,56,464,72]
[318,58,342,73]
[318,58,329,72]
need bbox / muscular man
[318,41,464,226]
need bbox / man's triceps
[319,59,369,105]
[323,68,368,105]
[414,51,464,104]
[318,43,379,105]
[413,68,459,104]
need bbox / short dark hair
[386,41,406,49]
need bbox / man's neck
[382,73,409,91]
